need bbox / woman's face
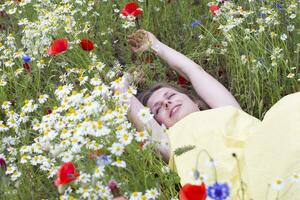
[147,87,200,128]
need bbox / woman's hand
[127,29,159,53]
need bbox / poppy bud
[177,75,189,87]
[0,157,7,172]
[108,179,120,197]
[23,63,31,73]
[80,39,94,51]
[45,108,52,115]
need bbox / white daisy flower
[145,188,160,199]
[289,173,300,183]
[90,77,102,86]
[2,101,11,110]
[130,192,142,200]
[11,170,22,181]
[135,130,149,142]
[287,72,295,78]
[6,166,16,175]
[138,107,154,124]
[117,131,133,145]
[0,121,9,132]
[280,33,287,41]
[38,94,49,104]
[94,166,105,178]
[271,178,286,190]
[287,25,295,32]
[108,142,125,156]
[112,159,126,168]
[54,84,73,100]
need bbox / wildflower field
[0,0,299,199]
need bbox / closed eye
[156,106,161,115]
[168,93,175,99]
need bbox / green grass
[0,0,299,199]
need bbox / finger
[136,29,144,34]
[136,31,145,39]
[135,33,147,43]
[127,35,135,40]
[128,39,138,48]
[135,36,144,44]
[138,30,147,37]
[129,37,143,49]
[128,33,135,38]
[131,47,138,53]
[135,30,145,38]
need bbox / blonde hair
[137,82,210,111]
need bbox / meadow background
[0,0,299,199]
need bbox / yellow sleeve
[168,106,260,199]
[245,92,300,200]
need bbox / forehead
[147,87,176,107]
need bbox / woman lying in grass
[126,30,240,160]
[117,30,300,199]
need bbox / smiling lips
[170,104,181,118]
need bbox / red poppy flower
[47,38,68,55]
[177,75,188,87]
[209,4,220,16]
[179,183,206,200]
[23,63,31,73]
[54,162,80,186]
[80,38,94,51]
[121,2,143,17]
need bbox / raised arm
[113,75,170,162]
[128,95,170,161]
[128,30,241,109]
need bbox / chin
[172,110,192,125]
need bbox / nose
[162,99,172,109]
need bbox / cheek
[155,111,168,125]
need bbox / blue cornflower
[258,13,267,18]
[207,182,230,200]
[191,20,201,28]
[22,54,31,63]
[257,57,264,65]
[96,154,111,166]
[275,3,283,9]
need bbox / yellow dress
[168,92,300,200]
